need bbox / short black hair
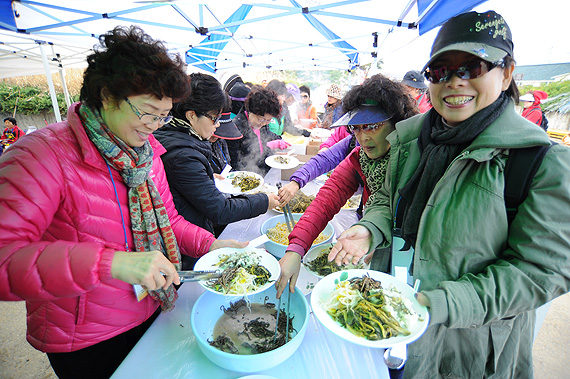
[299,85,311,97]
[171,73,226,119]
[3,117,17,125]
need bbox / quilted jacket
[0,102,216,353]
[287,146,369,256]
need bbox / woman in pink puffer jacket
[0,26,244,378]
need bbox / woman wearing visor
[329,11,570,378]
[275,74,417,298]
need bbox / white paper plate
[302,244,369,279]
[311,269,429,348]
[194,247,280,296]
[214,171,264,195]
[265,154,300,170]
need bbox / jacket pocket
[75,294,86,325]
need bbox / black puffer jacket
[226,110,281,176]
[155,126,268,265]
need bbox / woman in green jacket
[329,10,570,378]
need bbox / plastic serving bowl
[260,214,334,259]
[191,285,309,373]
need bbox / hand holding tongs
[273,279,292,344]
[176,270,222,282]
[276,183,295,232]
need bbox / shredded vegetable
[305,247,364,276]
[267,222,329,245]
[207,251,272,295]
[322,274,420,340]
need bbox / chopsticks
[276,183,295,232]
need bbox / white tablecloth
[111,168,390,379]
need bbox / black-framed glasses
[124,97,172,125]
[423,58,505,84]
[347,121,387,133]
[197,112,222,124]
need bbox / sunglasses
[347,121,387,133]
[300,94,309,98]
[197,112,222,124]
[423,58,505,84]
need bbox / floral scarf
[359,149,390,207]
[80,103,182,312]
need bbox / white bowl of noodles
[260,214,334,259]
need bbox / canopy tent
[0,0,487,119]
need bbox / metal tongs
[273,279,292,344]
[276,183,296,232]
[176,270,222,282]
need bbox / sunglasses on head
[347,121,387,133]
[423,58,505,84]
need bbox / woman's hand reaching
[111,250,180,291]
[278,181,300,207]
[266,193,280,211]
[328,225,372,265]
[275,251,302,299]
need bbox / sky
[378,0,570,79]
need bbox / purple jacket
[289,135,358,187]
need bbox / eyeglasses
[300,94,309,99]
[347,121,387,133]
[197,112,222,124]
[124,97,172,125]
[423,58,505,84]
[255,114,273,124]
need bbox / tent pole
[58,67,72,108]
[38,42,62,123]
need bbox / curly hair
[171,73,226,120]
[80,25,191,109]
[342,73,418,124]
[244,88,281,118]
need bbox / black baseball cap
[422,11,514,72]
[213,112,242,140]
[402,70,427,89]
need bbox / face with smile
[300,92,310,105]
[428,51,513,126]
[101,94,172,147]
[352,121,394,160]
